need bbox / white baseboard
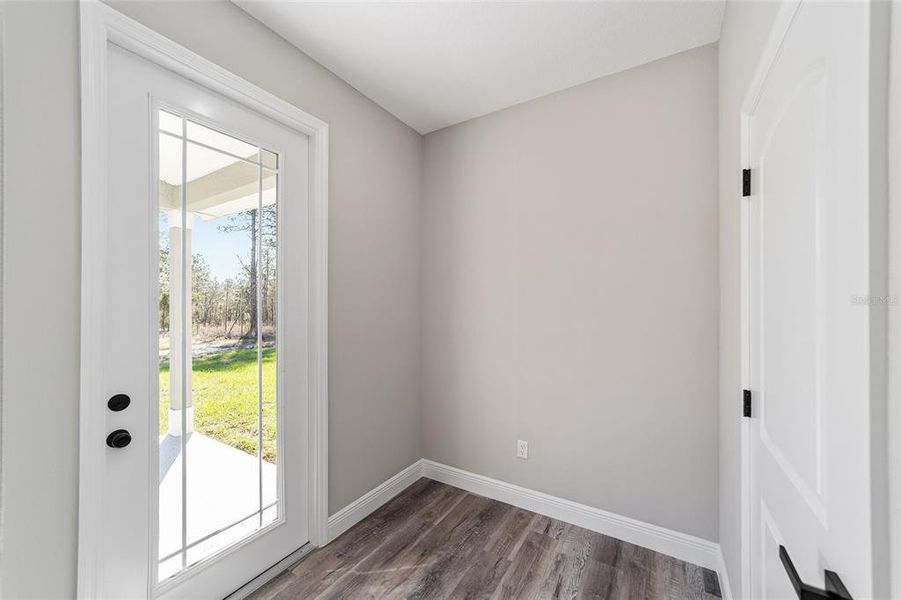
[327,460,425,542]
[420,459,722,572]
[716,547,734,600]
[328,458,730,597]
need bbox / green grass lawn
[160,347,277,463]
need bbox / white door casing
[79,2,328,597]
[745,1,882,599]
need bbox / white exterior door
[92,41,311,598]
[748,2,879,598]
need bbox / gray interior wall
[1,3,81,597]
[420,44,720,541]
[716,2,781,595]
[0,2,422,596]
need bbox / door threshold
[226,543,315,599]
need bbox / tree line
[159,205,277,340]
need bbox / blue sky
[161,213,249,282]
[193,216,249,282]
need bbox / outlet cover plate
[516,440,528,459]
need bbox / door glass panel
[157,109,280,582]
[261,149,278,171]
[158,125,184,583]
[159,110,182,136]
[260,168,278,521]
[186,120,258,162]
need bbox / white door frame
[889,5,901,597]
[77,2,329,596]
[738,3,802,599]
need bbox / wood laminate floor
[250,479,722,600]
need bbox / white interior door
[97,43,310,598]
[748,2,876,598]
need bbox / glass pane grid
[159,110,279,172]
[157,109,279,583]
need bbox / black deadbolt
[107,393,131,412]
[106,429,132,449]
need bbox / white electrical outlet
[516,440,529,459]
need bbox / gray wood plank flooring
[250,479,722,600]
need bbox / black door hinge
[742,169,752,197]
[743,389,752,418]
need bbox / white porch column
[168,209,194,436]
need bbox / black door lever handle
[779,545,852,600]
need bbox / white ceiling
[235,1,725,135]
